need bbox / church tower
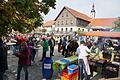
[91,3,96,18]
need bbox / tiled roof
[65,6,91,21]
[89,18,118,27]
[80,31,120,38]
[43,20,55,27]
[55,6,91,21]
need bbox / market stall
[79,31,120,78]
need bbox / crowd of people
[0,33,120,80]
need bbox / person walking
[48,36,55,57]
[58,37,62,53]
[40,38,49,62]
[16,42,30,80]
[76,41,91,80]
[61,37,68,57]
[29,38,36,64]
[0,38,8,80]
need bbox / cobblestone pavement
[4,45,107,80]
[5,46,63,80]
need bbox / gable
[55,6,91,22]
[55,7,76,21]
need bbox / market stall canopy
[80,31,120,38]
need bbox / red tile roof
[43,20,55,27]
[55,6,91,21]
[80,31,120,38]
[65,6,91,21]
[89,18,118,27]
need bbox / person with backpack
[16,42,30,80]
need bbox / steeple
[91,3,96,18]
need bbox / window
[82,29,84,31]
[66,20,68,25]
[57,28,59,32]
[58,21,59,25]
[61,21,63,25]
[66,28,68,32]
[61,28,63,31]
[70,28,73,31]
[71,20,73,25]
[66,12,68,17]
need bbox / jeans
[50,46,54,57]
[31,49,36,62]
[78,59,90,80]
[62,46,68,57]
[41,51,46,61]
[16,65,28,80]
[13,45,19,55]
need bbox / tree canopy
[0,0,56,37]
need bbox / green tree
[0,0,56,37]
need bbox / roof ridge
[64,6,91,21]
[65,6,88,16]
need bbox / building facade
[43,6,118,35]
[54,6,91,33]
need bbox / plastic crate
[61,69,78,80]
[67,64,78,74]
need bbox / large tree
[0,0,56,37]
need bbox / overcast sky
[43,0,120,22]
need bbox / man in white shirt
[76,41,91,80]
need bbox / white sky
[43,0,120,22]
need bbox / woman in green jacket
[40,38,49,62]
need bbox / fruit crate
[61,69,78,80]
